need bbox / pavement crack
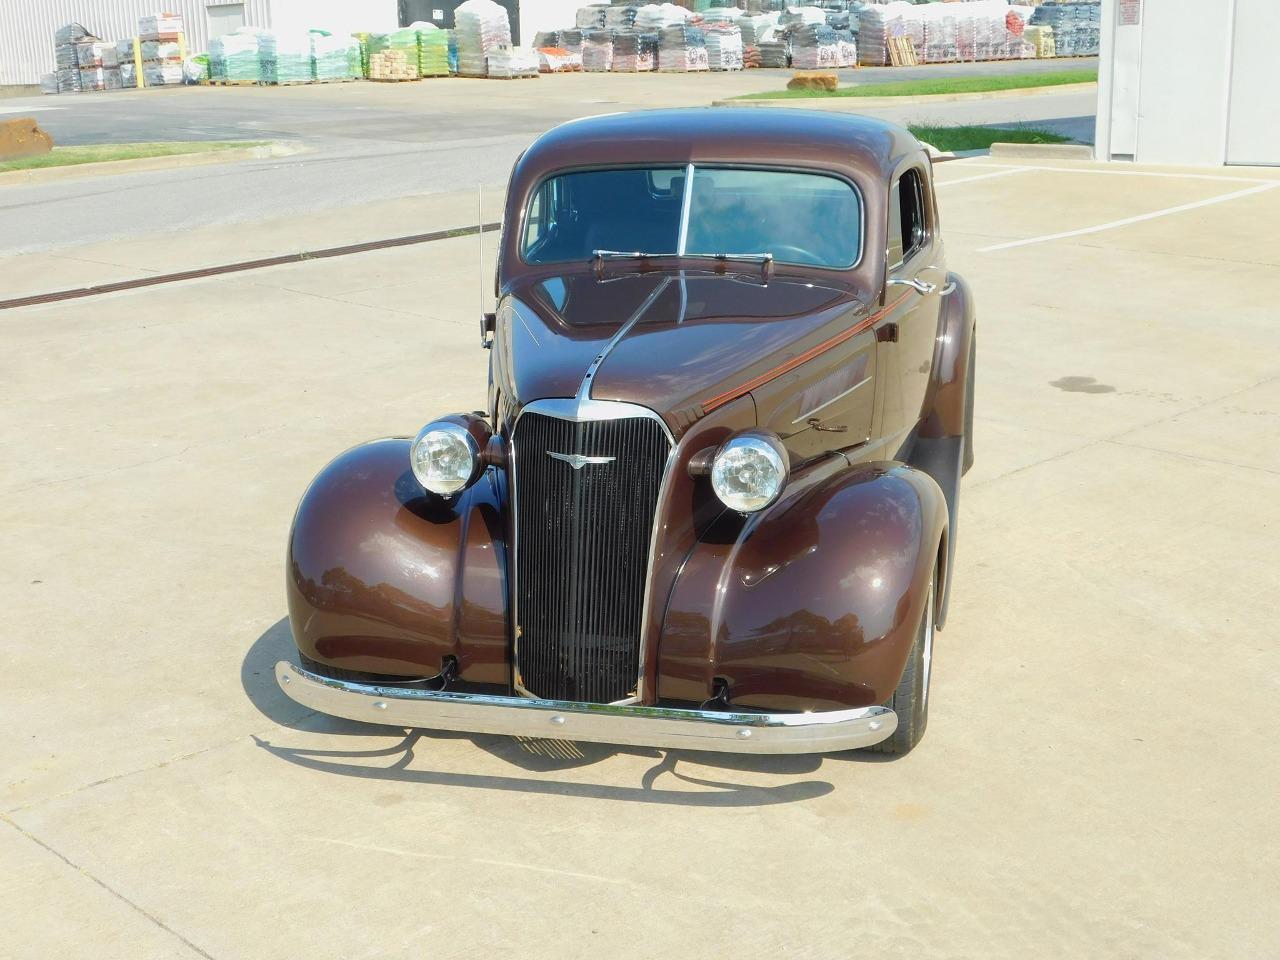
[0,816,219,960]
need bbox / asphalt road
[0,64,1097,255]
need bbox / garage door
[1226,0,1280,165]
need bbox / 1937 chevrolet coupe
[275,109,976,755]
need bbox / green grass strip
[733,68,1097,100]
[906,124,1071,152]
[0,141,267,172]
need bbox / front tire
[866,568,936,755]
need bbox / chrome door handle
[887,277,937,295]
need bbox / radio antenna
[477,184,485,318]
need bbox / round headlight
[711,434,788,513]
[411,421,479,496]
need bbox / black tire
[865,567,936,755]
[962,336,976,474]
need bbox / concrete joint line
[0,816,218,960]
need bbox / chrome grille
[512,410,670,703]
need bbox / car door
[879,165,943,448]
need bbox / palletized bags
[455,0,513,77]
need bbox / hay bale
[787,71,837,92]
[0,119,53,162]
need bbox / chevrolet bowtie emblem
[547,452,616,469]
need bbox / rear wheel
[962,337,976,473]
[865,567,936,755]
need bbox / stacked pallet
[759,38,789,68]
[54,23,93,93]
[259,32,312,84]
[792,23,839,70]
[486,46,539,78]
[611,31,656,71]
[77,40,122,91]
[536,46,578,72]
[658,24,708,72]
[312,32,361,81]
[705,23,743,71]
[576,4,610,29]
[835,30,858,68]
[369,49,418,80]
[635,3,691,32]
[1030,1,1099,57]
[117,38,138,87]
[1023,25,1056,58]
[455,0,513,77]
[737,14,779,47]
[560,29,585,65]
[139,12,184,85]
[418,25,451,76]
[582,30,614,71]
[209,30,262,82]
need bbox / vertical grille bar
[513,412,670,703]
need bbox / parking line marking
[977,182,1280,253]
[936,168,1030,188]
[956,161,1279,185]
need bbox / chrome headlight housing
[710,432,789,513]
[411,420,481,496]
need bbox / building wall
[1096,0,1280,166]
[0,0,397,86]
[269,0,398,39]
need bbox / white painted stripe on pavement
[0,106,65,114]
[978,182,1280,253]
[956,161,1279,185]
[936,168,1029,187]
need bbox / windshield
[521,165,862,269]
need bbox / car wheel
[962,337,976,473]
[865,566,936,756]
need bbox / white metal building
[1095,0,1279,166]
[0,0,400,87]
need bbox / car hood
[502,270,871,432]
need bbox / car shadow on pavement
[244,618,889,807]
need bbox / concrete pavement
[2,155,1277,959]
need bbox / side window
[888,168,927,269]
[522,179,557,253]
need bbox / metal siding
[0,0,273,85]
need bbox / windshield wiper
[592,249,774,282]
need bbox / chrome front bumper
[276,661,896,754]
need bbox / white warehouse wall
[269,0,398,38]
[0,0,273,85]
[0,0,397,86]
[1096,0,1280,166]
[1132,0,1233,166]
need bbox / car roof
[518,107,920,183]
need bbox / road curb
[712,81,1097,109]
[989,141,1094,159]
[0,141,303,187]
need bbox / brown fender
[286,439,509,684]
[656,457,948,711]
[920,271,977,458]
[907,271,975,626]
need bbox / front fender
[656,457,947,711]
[286,439,509,684]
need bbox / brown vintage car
[275,108,976,756]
